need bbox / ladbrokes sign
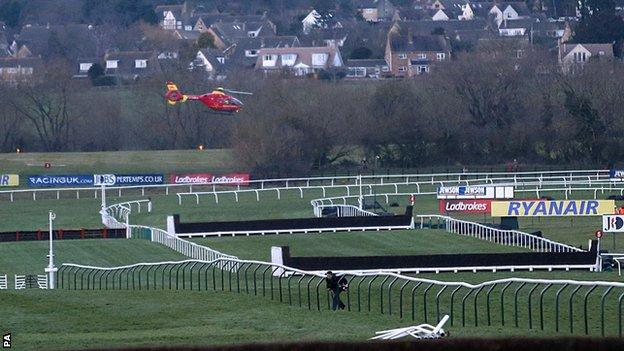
[439,199,491,214]
[169,173,250,186]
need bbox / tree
[87,63,104,80]
[350,47,372,59]
[0,0,23,27]
[197,32,216,49]
[574,0,624,52]
[0,85,22,152]
[11,61,75,151]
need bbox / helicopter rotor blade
[222,88,253,95]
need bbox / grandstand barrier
[270,241,599,274]
[57,258,624,337]
[0,228,125,242]
[167,206,414,238]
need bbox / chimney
[407,27,413,44]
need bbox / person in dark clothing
[325,271,348,310]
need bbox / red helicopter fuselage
[164,82,244,113]
[185,91,243,113]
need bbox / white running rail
[100,199,152,229]
[14,275,25,289]
[416,214,583,253]
[0,274,7,289]
[37,275,48,289]
[313,204,378,218]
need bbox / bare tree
[11,61,75,151]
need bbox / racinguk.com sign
[491,200,615,217]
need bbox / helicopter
[164,81,252,113]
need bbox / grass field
[0,150,238,176]
[2,151,624,350]
[191,230,528,262]
[2,185,620,251]
[0,239,186,277]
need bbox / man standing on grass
[325,271,348,310]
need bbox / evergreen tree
[574,0,624,44]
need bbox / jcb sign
[491,200,615,217]
[0,174,19,187]
[603,215,624,232]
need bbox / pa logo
[606,216,624,231]
[3,333,10,348]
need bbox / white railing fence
[313,204,378,218]
[129,225,239,271]
[0,169,610,203]
[100,199,152,230]
[416,215,583,253]
[0,274,7,289]
[14,275,25,289]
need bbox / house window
[417,65,429,73]
[217,57,225,64]
[281,54,297,66]
[398,53,407,59]
[436,53,445,61]
[21,67,33,74]
[247,31,256,37]
[80,63,93,72]
[245,50,258,57]
[106,60,118,69]
[381,66,389,72]
[6,67,18,74]
[573,52,587,63]
[312,53,328,66]
[598,51,605,56]
[398,66,407,72]
[263,54,276,61]
[416,53,427,59]
[347,67,366,77]
[185,25,192,31]
[135,59,147,68]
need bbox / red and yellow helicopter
[164,81,252,113]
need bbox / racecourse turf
[2,151,624,349]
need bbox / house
[302,10,323,34]
[345,59,390,78]
[355,0,397,22]
[190,48,228,79]
[255,46,344,76]
[74,57,98,78]
[14,24,98,60]
[385,28,451,77]
[191,14,265,32]
[0,57,42,84]
[155,3,189,30]
[498,18,535,37]
[489,2,531,27]
[303,27,349,48]
[224,36,300,69]
[206,20,277,49]
[104,51,161,81]
[558,43,614,73]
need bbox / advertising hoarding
[491,200,615,217]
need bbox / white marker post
[44,210,57,289]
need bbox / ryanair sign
[0,174,19,187]
[491,200,615,217]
